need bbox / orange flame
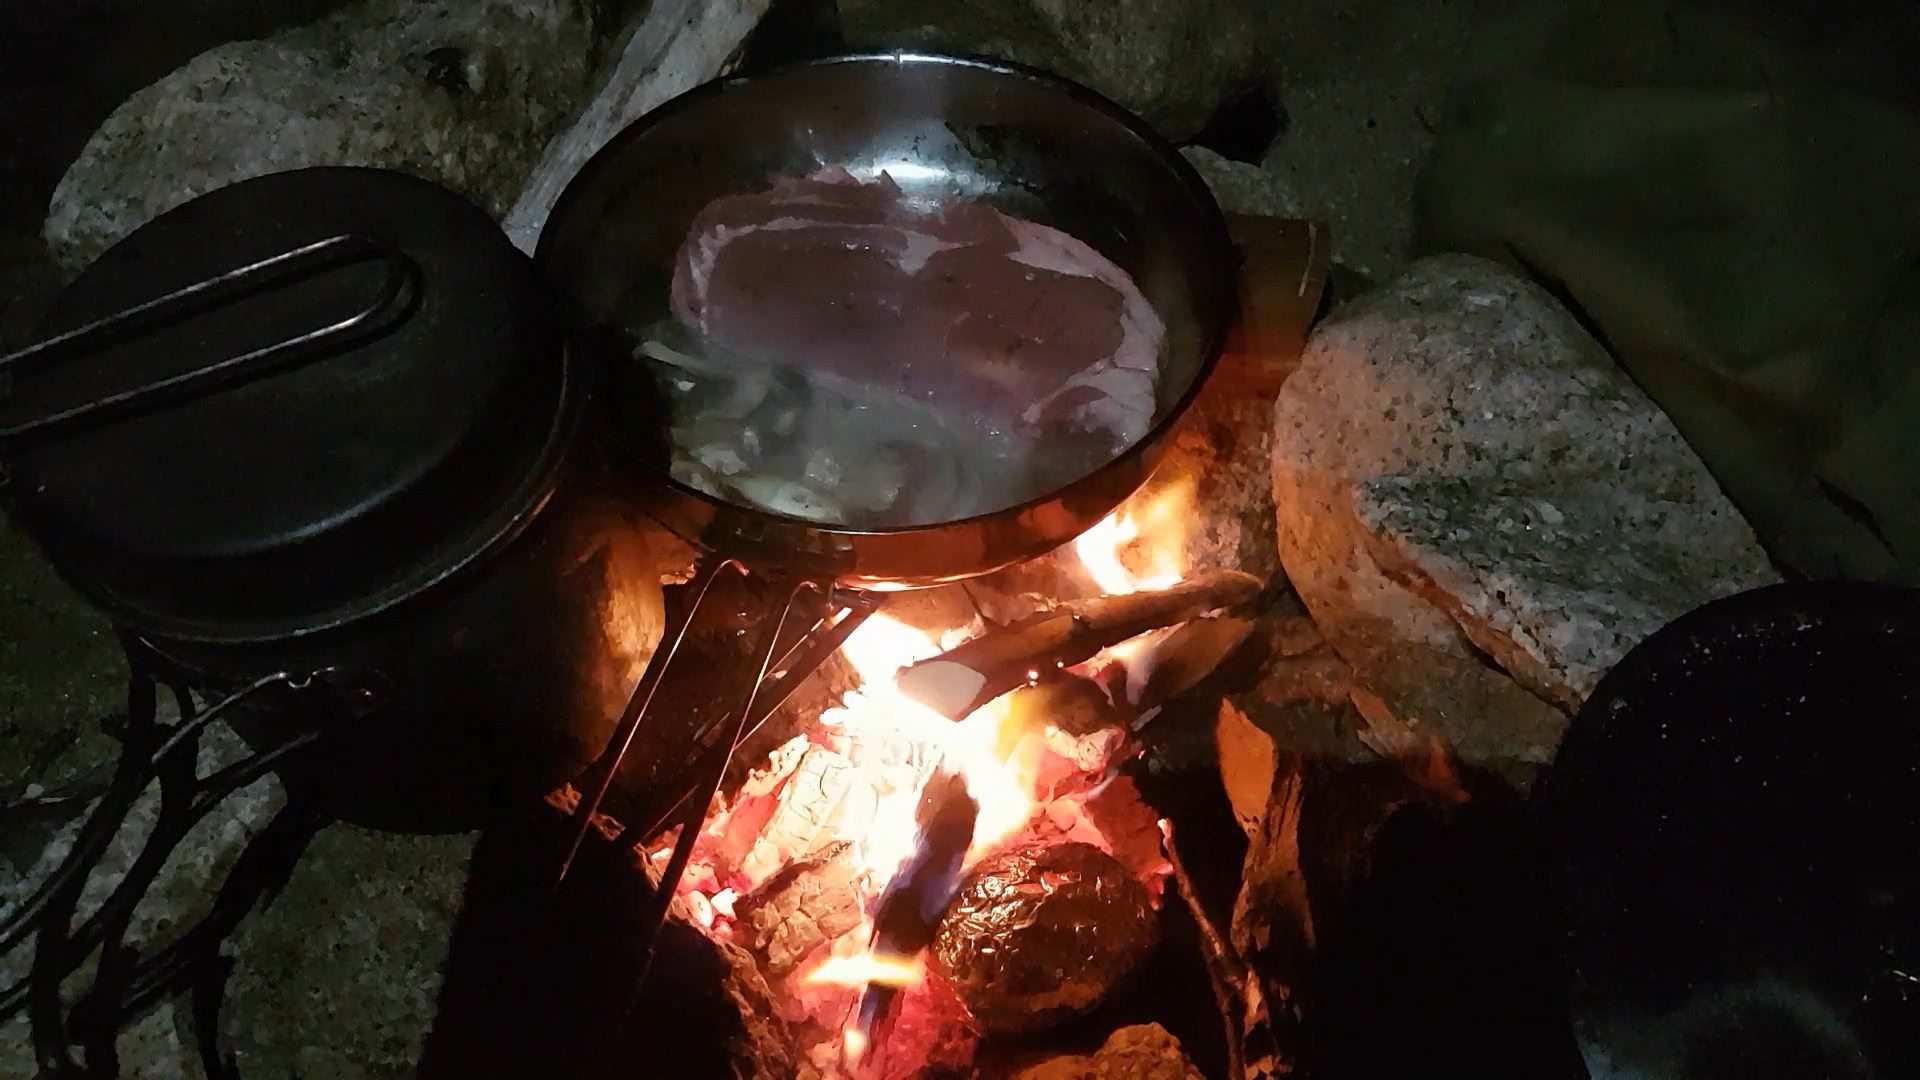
[1073,473,1196,595]
[825,615,1043,880]
[842,1026,869,1068]
[676,469,1210,1075]
[803,952,924,989]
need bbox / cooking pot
[1540,581,1920,1079]
[0,167,668,832]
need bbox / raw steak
[670,168,1165,452]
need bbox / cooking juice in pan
[637,167,1167,527]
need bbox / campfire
[643,476,1254,1076]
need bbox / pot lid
[0,167,576,643]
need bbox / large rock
[502,0,773,251]
[1255,0,1483,281]
[43,0,608,274]
[837,0,1264,140]
[1272,255,1776,774]
[1180,147,1303,221]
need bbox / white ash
[737,844,866,976]
[739,745,859,885]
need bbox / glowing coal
[655,475,1245,1076]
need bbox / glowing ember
[663,472,1215,1076]
[804,952,925,989]
[841,1027,869,1068]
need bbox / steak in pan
[669,168,1165,453]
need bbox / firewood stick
[896,571,1263,719]
[1165,820,1299,1080]
[1162,821,1249,1080]
[852,771,979,1066]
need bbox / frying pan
[533,53,1237,951]
[536,51,1237,588]
[1540,581,1920,1079]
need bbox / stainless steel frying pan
[537,50,1237,588]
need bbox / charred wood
[1230,752,1420,1074]
[1008,1023,1207,1080]
[1228,745,1578,1077]
[896,571,1264,719]
[735,839,864,977]
[1005,673,1131,737]
[855,771,980,1053]
[1132,614,1259,712]
[1165,820,1299,1080]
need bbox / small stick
[1162,821,1249,1080]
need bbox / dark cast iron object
[1541,581,1920,1080]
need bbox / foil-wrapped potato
[932,841,1155,1033]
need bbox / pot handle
[0,234,419,450]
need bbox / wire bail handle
[0,234,419,451]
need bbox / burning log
[1005,673,1129,737]
[869,772,979,957]
[736,840,865,977]
[1131,614,1259,712]
[1006,674,1133,794]
[849,770,979,1063]
[895,571,1264,720]
[931,841,1156,1035]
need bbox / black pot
[1540,582,1920,1079]
[0,168,667,831]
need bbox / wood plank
[1207,215,1332,399]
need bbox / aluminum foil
[931,841,1155,1033]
